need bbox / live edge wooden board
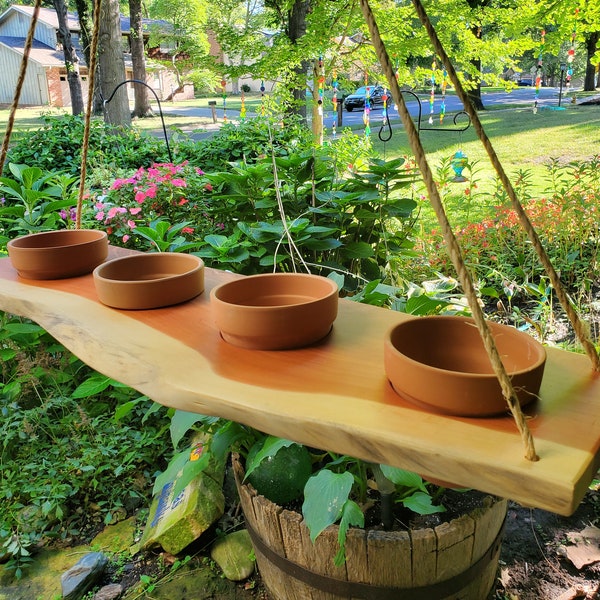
[1,247,599,516]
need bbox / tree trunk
[584,32,599,92]
[98,0,131,126]
[73,0,103,114]
[53,0,84,115]
[129,0,153,118]
[287,0,310,123]
[465,25,484,111]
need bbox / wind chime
[565,8,579,91]
[221,78,227,123]
[240,90,246,121]
[533,29,545,114]
[317,55,325,145]
[260,80,266,115]
[331,69,339,138]
[428,58,436,124]
[363,72,372,138]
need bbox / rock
[210,530,255,581]
[61,552,108,600]
[138,439,225,555]
[92,583,123,600]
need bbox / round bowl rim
[93,252,204,286]
[210,272,339,309]
[7,229,107,250]
[385,315,547,380]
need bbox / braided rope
[0,0,42,176]
[359,0,539,461]
[411,0,599,372]
[76,0,103,229]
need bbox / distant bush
[7,113,170,176]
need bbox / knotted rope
[0,0,42,176]
[76,0,103,229]
[359,0,539,461]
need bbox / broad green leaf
[401,491,446,516]
[302,470,354,542]
[170,410,210,448]
[380,465,426,491]
[72,374,112,398]
[334,499,364,567]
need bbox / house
[0,4,193,107]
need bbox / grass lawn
[371,103,600,195]
[2,94,599,198]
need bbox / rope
[410,0,599,372]
[76,0,103,229]
[359,0,539,461]
[0,0,42,176]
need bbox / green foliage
[0,313,172,579]
[181,115,313,172]
[6,114,170,176]
[0,163,77,236]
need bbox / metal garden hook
[101,79,173,163]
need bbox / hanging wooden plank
[0,250,599,516]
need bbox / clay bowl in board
[7,229,108,279]
[384,315,546,417]
[210,272,339,350]
[93,253,204,310]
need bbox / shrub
[6,114,170,176]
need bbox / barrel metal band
[245,514,506,600]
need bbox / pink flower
[122,234,130,243]
[107,206,126,219]
[204,183,213,192]
[135,190,146,203]
[95,211,105,220]
[127,220,136,228]
[178,198,188,206]
[129,207,142,215]
[146,185,157,199]
[171,178,187,188]
[182,226,194,234]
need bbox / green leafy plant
[0,163,77,237]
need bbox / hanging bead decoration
[317,55,325,144]
[533,29,545,114]
[566,9,579,90]
[260,80,266,115]
[363,72,371,137]
[439,67,447,124]
[331,69,338,138]
[221,78,227,122]
[240,89,246,121]
[428,58,436,124]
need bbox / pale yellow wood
[343,528,369,585]
[0,252,599,515]
[366,529,412,586]
[410,527,437,587]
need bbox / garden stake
[409,0,599,373]
[76,0,103,229]
[0,0,41,176]
[359,0,539,462]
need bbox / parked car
[518,77,533,86]
[343,85,385,111]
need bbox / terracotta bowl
[7,229,108,279]
[93,253,204,310]
[210,273,339,350]
[384,315,546,417]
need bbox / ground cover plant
[0,108,599,597]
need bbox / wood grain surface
[0,249,599,515]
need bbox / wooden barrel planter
[233,455,507,600]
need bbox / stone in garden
[138,438,225,554]
[92,583,123,600]
[61,552,108,600]
[210,529,255,581]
